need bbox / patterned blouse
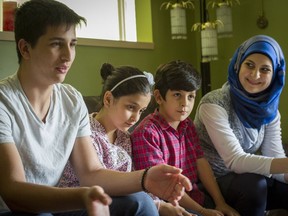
[58,113,132,187]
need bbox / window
[0,0,153,48]
[59,0,137,42]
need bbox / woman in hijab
[194,35,288,216]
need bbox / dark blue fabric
[228,35,285,129]
[216,172,288,216]
[217,173,267,216]
[266,177,288,210]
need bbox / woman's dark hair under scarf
[228,35,285,129]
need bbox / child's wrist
[141,167,151,193]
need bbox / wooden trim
[0,31,14,41]
[77,38,154,49]
[0,32,154,50]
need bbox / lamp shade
[216,4,233,38]
[170,6,187,39]
[201,27,218,62]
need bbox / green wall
[0,0,287,142]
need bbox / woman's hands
[199,205,239,216]
[215,202,240,216]
[199,208,224,216]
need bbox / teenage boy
[0,2,191,215]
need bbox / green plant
[160,0,195,10]
[191,20,223,31]
[207,0,240,8]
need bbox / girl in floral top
[58,63,153,186]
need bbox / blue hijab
[228,35,285,129]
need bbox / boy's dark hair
[99,63,152,107]
[154,60,201,100]
[14,0,86,63]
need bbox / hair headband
[110,71,155,92]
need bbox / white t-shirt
[0,74,91,210]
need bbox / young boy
[131,60,239,216]
[0,1,192,215]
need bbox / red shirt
[131,110,205,205]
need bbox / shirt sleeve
[76,94,91,138]
[261,112,286,182]
[199,103,273,176]
[0,107,13,144]
[131,124,165,170]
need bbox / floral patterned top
[58,113,132,187]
